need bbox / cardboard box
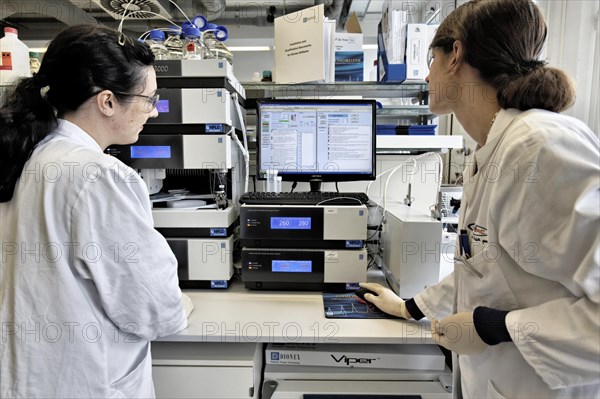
[334,35,363,81]
[377,21,406,83]
[334,13,364,82]
[266,343,445,370]
[405,23,438,80]
[381,1,407,64]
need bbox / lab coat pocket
[457,249,518,312]
[108,350,153,399]
[487,379,507,399]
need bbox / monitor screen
[257,99,376,185]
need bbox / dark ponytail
[494,67,575,113]
[0,76,57,202]
[0,24,154,202]
[430,0,575,113]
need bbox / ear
[447,40,465,75]
[95,90,116,117]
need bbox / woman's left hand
[431,312,487,355]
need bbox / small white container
[265,169,279,192]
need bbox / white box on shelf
[405,23,438,80]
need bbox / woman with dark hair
[0,25,187,397]
[361,0,599,397]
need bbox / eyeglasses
[113,92,160,113]
[427,39,456,70]
[427,47,435,69]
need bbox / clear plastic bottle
[0,27,31,86]
[146,29,168,60]
[163,26,184,60]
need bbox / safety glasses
[113,92,160,113]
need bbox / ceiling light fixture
[228,46,271,52]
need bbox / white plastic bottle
[146,29,168,60]
[164,26,184,60]
[0,27,32,86]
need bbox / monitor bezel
[256,98,377,184]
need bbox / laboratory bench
[151,275,452,399]
[160,278,432,344]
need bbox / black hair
[0,24,154,202]
[430,0,575,113]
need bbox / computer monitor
[256,99,377,192]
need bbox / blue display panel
[272,260,312,273]
[156,99,169,113]
[270,217,312,230]
[130,146,172,159]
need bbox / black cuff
[405,298,425,320]
[473,306,512,345]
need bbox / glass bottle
[146,29,168,60]
[202,24,233,66]
[182,26,203,60]
[215,185,228,209]
[163,26,184,60]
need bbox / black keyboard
[239,191,370,206]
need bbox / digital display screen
[272,260,312,273]
[257,100,376,182]
[131,146,171,159]
[270,217,311,230]
[156,99,169,113]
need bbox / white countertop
[159,280,433,344]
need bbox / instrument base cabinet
[152,342,451,399]
[262,363,452,399]
[151,342,261,399]
[264,380,451,399]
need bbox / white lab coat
[414,109,600,398]
[0,120,187,398]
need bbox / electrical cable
[232,93,249,194]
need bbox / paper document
[274,4,328,83]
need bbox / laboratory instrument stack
[107,52,247,289]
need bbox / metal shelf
[241,81,428,99]
[377,105,433,117]
[376,135,463,154]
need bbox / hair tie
[31,73,50,99]
[514,60,547,75]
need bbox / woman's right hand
[359,282,412,319]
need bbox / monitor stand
[309,180,323,192]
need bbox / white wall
[230,51,275,82]
[538,0,599,133]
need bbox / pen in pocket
[459,229,472,258]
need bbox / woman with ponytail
[0,25,187,398]
[360,0,599,397]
